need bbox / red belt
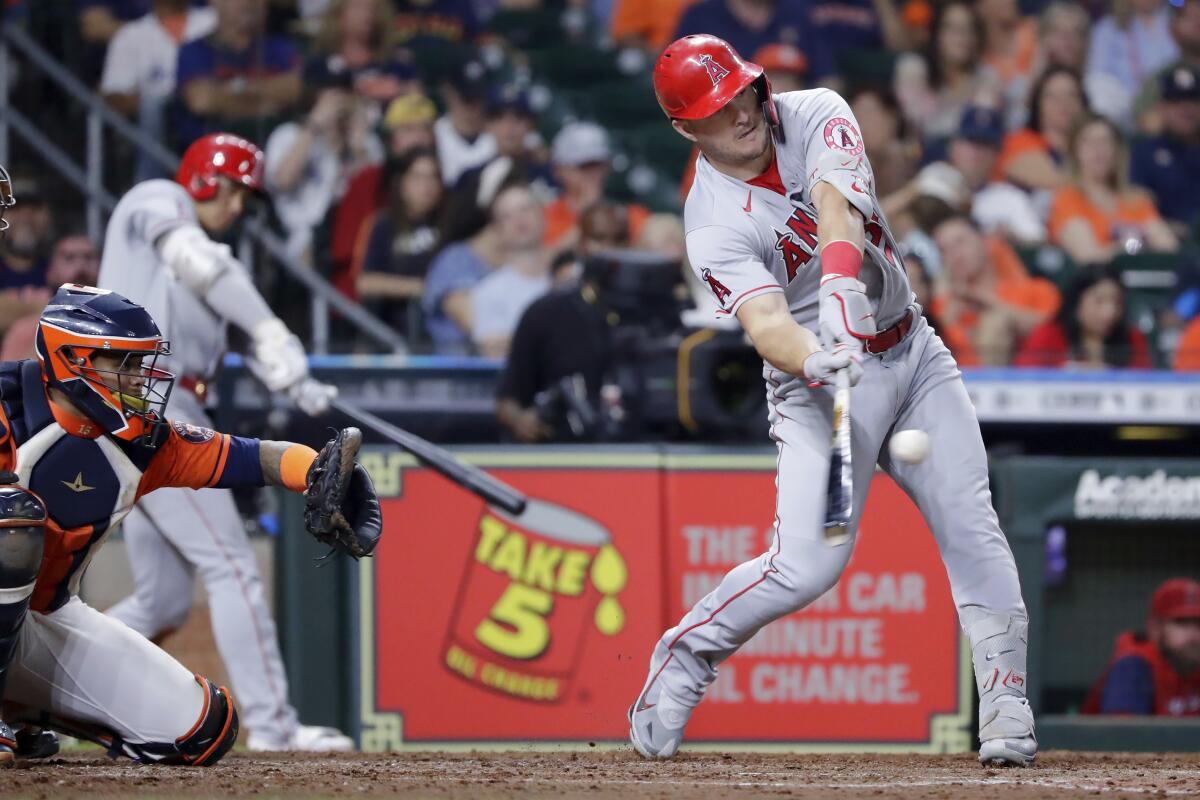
[177,375,210,402]
[864,309,914,354]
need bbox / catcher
[0,283,380,766]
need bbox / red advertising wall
[360,453,967,747]
[662,470,962,743]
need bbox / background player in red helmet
[95,133,353,752]
[0,283,380,767]
[629,34,1035,766]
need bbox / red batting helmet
[176,132,265,202]
[654,34,765,120]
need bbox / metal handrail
[0,24,407,354]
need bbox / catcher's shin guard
[43,675,238,766]
[964,609,1037,766]
[0,486,48,731]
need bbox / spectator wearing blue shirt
[422,236,498,355]
[1131,64,1200,230]
[174,0,301,147]
[673,0,835,82]
[1088,0,1179,101]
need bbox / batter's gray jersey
[97,180,226,379]
[685,89,913,333]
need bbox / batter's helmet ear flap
[754,74,785,144]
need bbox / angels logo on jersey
[773,206,820,282]
[697,53,730,87]
[823,117,864,155]
[701,268,732,306]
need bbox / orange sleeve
[137,420,261,497]
[1047,187,1090,243]
[542,198,576,247]
[610,0,693,50]
[998,276,1061,316]
[993,130,1045,182]
[1175,318,1200,371]
[1122,192,1161,225]
[986,235,1031,282]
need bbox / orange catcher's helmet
[176,132,264,202]
[35,285,174,448]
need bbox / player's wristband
[821,240,863,281]
[281,443,319,493]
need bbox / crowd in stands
[5,0,1200,377]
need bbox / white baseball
[889,429,930,465]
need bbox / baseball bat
[331,398,528,516]
[823,368,853,546]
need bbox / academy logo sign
[1074,469,1200,519]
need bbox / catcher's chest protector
[0,361,163,614]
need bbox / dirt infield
[7,750,1200,799]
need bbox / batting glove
[247,318,309,393]
[289,377,338,416]
[818,275,877,355]
[802,345,863,387]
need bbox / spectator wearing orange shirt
[1048,114,1178,265]
[1015,264,1152,368]
[610,0,695,52]
[995,66,1089,190]
[544,122,649,250]
[931,214,1060,365]
[1175,313,1200,370]
[977,0,1038,87]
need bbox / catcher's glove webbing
[304,427,382,559]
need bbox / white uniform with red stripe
[97,180,300,746]
[639,90,1031,745]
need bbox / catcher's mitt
[304,427,382,559]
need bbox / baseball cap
[551,122,612,167]
[956,106,1004,146]
[1162,64,1200,102]
[445,58,490,102]
[303,55,355,90]
[914,162,969,208]
[753,44,808,76]
[384,93,437,129]
[487,84,533,118]
[1151,578,1200,620]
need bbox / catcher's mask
[0,164,15,234]
[36,284,175,448]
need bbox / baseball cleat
[247,724,355,753]
[0,720,15,767]
[978,696,1037,766]
[14,726,59,760]
[628,645,693,759]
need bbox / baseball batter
[96,134,349,751]
[628,35,1036,766]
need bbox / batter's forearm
[202,264,277,335]
[752,320,821,377]
[259,440,317,492]
[813,181,865,252]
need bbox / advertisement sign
[359,454,664,746]
[663,465,967,746]
[358,451,969,750]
